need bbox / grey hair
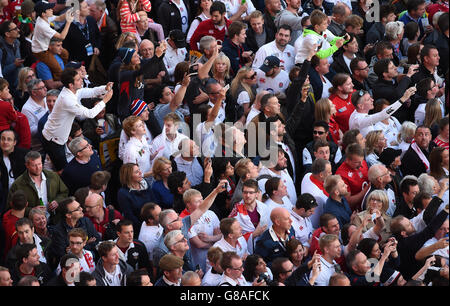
[385,21,404,41]
[418,173,435,195]
[159,209,177,228]
[27,78,44,93]
[433,11,444,27]
[25,151,42,164]
[400,175,418,185]
[181,271,200,285]
[199,36,216,52]
[164,229,183,249]
[368,164,386,183]
[398,121,417,143]
[68,137,85,155]
[47,89,60,97]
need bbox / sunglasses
[246,72,257,79]
[313,130,325,135]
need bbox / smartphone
[224,84,230,91]
[195,264,201,271]
[222,182,228,189]
[371,213,376,222]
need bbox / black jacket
[119,239,151,273]
[372,77,412,104]
[309,66,335,101]
[157,0,192,37]
[263,13,277,36]
[435,32,449,77]
[331,53,353,75]
[245,24,275,53]
[49,217,101,267]
[45,273,69,286]
[366,22,385,45]
[394,203,447,280]
[400,142,436,178]
[62,16,101,68]
[98,14,119,69]
[327,20,345,37]
[0,146,28,198]
[10,261,53,286]
[411,64,437,86]
[6,235,52,271]
[285,59,314,153]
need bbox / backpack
[102,208,118,241]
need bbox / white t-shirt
[264,197,293,214]
[256,68,290,95]
[321,75,332,99]
[245,105,260,128]
[3,156,14,189]
[237,91,251,106]
[313,256,339,286]
[118,125,153,161]
[187,210,220,272]
[374,117,401,147]
[300,173,328,229]
[32,16,57,53]
[138,222,164,259]
[219,0,256,19]
[195,122,216,157]
[258,167,297,206]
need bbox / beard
[274,163,286,171]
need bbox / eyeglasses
[231,265,244,271]
[356,65,369,70]
[26,74,35,79]
[174,237,187,244]
[168,217,181,225]
[313,130,325,135]
[242,190,257,194]
[245,72,257,80]
[7,26,19,32]
[69,240,84,245]
[370,199,383,204]
[77,143,91,154]
[68,205,82,214]
[281,269,293,274]
[32,86,47,91]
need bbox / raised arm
[190,180,227,225]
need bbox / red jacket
[10,111,31,149]
[190,18,232,51]
[309,227,346,272]
[0,100,17,131]
[2,210,19,257]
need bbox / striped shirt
[119,0,152,34]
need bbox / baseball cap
[34,1,55,17]
[259,56,280,73]
[296,193,318,208]
[169,29,186,49]
[65,61,82,69]
[379,148,402,167]
[159,254,184,271]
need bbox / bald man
[181,271,202,286]
[254,207,295,267]
[140,40,169,98]
[84,193,124,240]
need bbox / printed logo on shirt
[338,106,347,113]
[348,172,353,177]
[209,30,214,34]
[259,78,266,83]
[287,52,291,57]
[171,12,175,15]
[279,82,284,88]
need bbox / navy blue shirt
[323,197,352,228]
[151,180,174,209]
[61,153,103,195]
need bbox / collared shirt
[313,256,339,286]
[103,264,123,286]
[174,155,203,186]
[149,131,188,167]
[32,16,57,53]
[277,141,296,182]
[138,222,163,259]
[252,40,295,73]
[29,171,48,208]
[213,236,248,259]
[219,273,250,286]
[163,41,187,78]
[219,0,256,20]
[300,173,328,229]
[3,155,14,189]
[290,209,313,247]
[163,275,181,286]
[258,166,297,205]
[42,86,107,145]
[207,100,226,124]
[123,136,151,174]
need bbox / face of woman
[329,99,336,116]
[370,243,382,259]
[255,258,267,275]
[290,245,304,263]
[244,70,257,85]
[278,180,288,197]
[215,61,227,74]
[201,0,212,11]
[368,198,383,213]
[224,162,234,177]
[131,51,141,66]
[131,165,143,183]
[377,133,387,150]
[442,149,449,168]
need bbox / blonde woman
[353,189,391,244]
[198,45,232,86]
[423,98,443,139]
[151,157,174,209]
[315,98,342,145]
[14,67,35,109]
[365,130,387,167]
[397,121,417,158]
[231,67,257,123]
[115,32,139,50]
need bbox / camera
[257,272,278,286]
[222,182,228,189]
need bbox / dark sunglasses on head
[246,72,257,79]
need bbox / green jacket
[302,28,344,59]
[7,169,69,223]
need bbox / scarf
[411,140,430,171]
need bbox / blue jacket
[221,38,249,76]
[254,226,295,267]
[323,197,352,228]
[0,36,22,88]
[117,184,155,233]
